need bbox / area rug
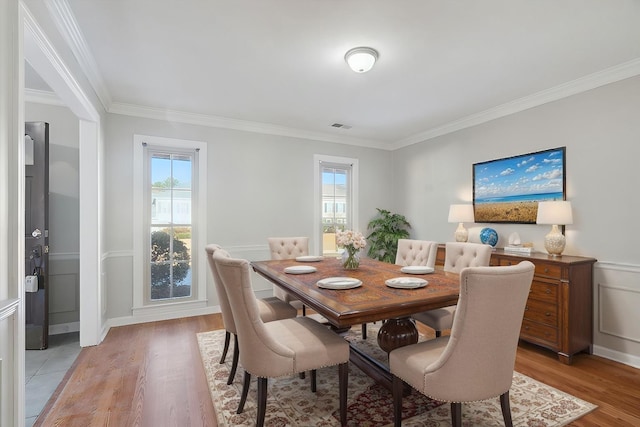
[197,326,596,426]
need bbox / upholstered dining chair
[267,236,309,313]
[412,241,492,337]
[213,250,350,427]
[205,244,297,385]
[390,261,535,427]
[360,239,439,339]
[394,239,438,268]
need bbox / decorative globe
[480,227,498,247]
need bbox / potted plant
[366,208,411,263]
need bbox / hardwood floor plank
[34,314,639,426]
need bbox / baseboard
[49,321,80,335]
[593,345,640,369]
[108,305,221,329]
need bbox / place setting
[400,265,434,274]
[283,265,317,274]
[316,277,362,290]
[385,277,428,289]
[294,255,324,262]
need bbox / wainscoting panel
[48,255,80,328]
[599,284,640,343]
[593,262,640,368]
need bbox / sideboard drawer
[524,299,558,326]
[533,262,563,279]
[521,319,559,347]
[529,280,558,304]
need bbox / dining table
[251,256,460,391]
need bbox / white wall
[103,113,393,321]
[25,102,80,331]
[392,75,640,365]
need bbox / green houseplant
[366,208,411,263]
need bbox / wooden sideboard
[435,245,597,364]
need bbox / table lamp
[448,204,475,242]
[536,201,573,256]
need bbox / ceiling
[25,0,640,149]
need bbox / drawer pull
[544,268,549,273]
[545,289,551,294]
[525,306,529,311]
[545,312,551,317]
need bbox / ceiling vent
[331,123,352,129]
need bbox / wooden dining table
[251,256,460,390]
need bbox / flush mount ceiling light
[344,47,378,73]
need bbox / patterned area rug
[196,326,596,426]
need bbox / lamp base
[544,224,566,256]
[454,223,468,242]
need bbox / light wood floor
[35,314,640,426]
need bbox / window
[313,155,358,256]
[133,135,207,315]
[149,151,193,301]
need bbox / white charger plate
[317,277,362,290]
[295,255,324,262]
[284,265,317,274]
[385,277,428,289]
[400,266,434,274]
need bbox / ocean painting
[473,147,565,223]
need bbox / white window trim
[132,134,208,316]
[313,154,359,256]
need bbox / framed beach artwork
[473,147,566,223]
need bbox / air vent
[331,123,352,130]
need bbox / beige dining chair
[394,239,438,267]
[390,261,535,427]
[412,241,492,337]
[360,239,439,339]
[213,250,350,427]
[267,236,309,314]
[205,244,297,385]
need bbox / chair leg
[257,377,268,427]
[220,331,230,364]
[392,375,404,427]
[362,323,367,339]
[310,369,317,392]
[435,330,442,338]
[299,372,306,379]
[450,402,462,427]
[339,363,348,427]
[302,304,306,316]
[500,391,513,427]
[227,335,239,385]
[237,371,251,414]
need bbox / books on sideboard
[503,245,534,255]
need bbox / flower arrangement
[336,230,367,269]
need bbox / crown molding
[24,88,64,106]
[392,57,640,150]
[22,2,99,122]
[45,0,111,111]
[108,102,389,149]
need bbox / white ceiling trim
[108,102,388,149]
[44,0,111,111]
[22,2,99,122]
[392,58,640,150]
[25,88,65,106]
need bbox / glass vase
[342,247,360,270]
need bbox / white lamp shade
[536,201,573,225]
[345,47,378,73]
[448,204,475,223]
